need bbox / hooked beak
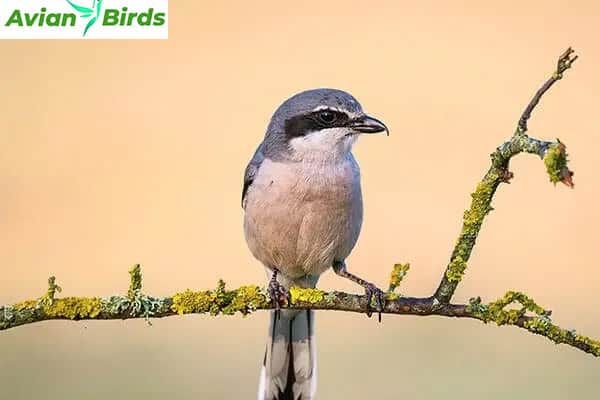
[349,114,389,136]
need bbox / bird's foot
[332,260,385,322]
[268,269,289,320]
[362,281,385,322]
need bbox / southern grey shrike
[242,88,388,400]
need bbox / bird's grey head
[262,88,388,162]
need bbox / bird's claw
[268,272,289,320]
[363,282,385,322]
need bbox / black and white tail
[258,309,317,400]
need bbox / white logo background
[0,0,168,39]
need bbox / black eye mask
[284,109,350,138]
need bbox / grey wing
[242,142,265,209]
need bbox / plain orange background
[1,1,599,398]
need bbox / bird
[242,88,388,400]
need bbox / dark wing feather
[242,143,265,209]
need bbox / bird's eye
[317,110,337,124]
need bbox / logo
[0,0,168,39]
[66,0,102,37]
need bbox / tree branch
[433,48,576,304]
[1,49,595,360]
[1,270,599,357]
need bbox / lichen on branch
[171,281,268,316]
[1,270,599,358]
[433,48,577,305]
[388,263,410,292]
[544,141,574,187]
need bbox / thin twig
[433,48,577,304]
[518,47,578,133]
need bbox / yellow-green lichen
[14,300,38,311]
[385,292,401,301]
[468,291,549,326]
[523,318,600,356]
[171,289,213,315]
[10,277,102,320]
[289,287,325,305]
[573,334,600,356]
[170,280,265,316]
[221,285,268,315]
[42,297,103,319]
[445,173,498,284]
[544,141,570,185]
[209,279,233,314]
[39,276,62,306]
[446,255,467,283]
[128,264,142,300]
[389,263,410,292]
[466,178,497,225]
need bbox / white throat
[288,128,359,163]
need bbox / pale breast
[243,156,363,278]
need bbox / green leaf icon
[65,0,103,37]
[83,16,98,36]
